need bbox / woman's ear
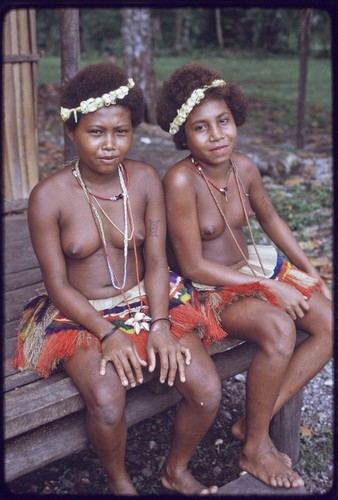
[65,126,74,141]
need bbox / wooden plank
[4,367,42,392]
[4,339,245,441]
[5,376,84,440]
[4,267,42,293]
[3,214,29,243]
[5,382,183,482]
[217,471,307,495]
[5,412,88,482]
[4,336,19,368]
[4,283,45,323]
[4,249,40,275]
[3,198,29,214]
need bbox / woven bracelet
[100,326,118,344]
[150,317,171,327]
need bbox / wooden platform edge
[217,471,307,495]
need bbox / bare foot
[107,475,138,495]
[239,446,304,489]
[232,417,292,467]
[161,467,218,495]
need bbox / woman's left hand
[147,321,191,386]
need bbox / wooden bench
[4,211,306,494]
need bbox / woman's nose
[209,125,224,141]
[102,134,116,150]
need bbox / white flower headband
[60,78,135,123]
[169,79,226,135]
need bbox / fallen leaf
[300,424,315,437]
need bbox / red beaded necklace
[191,156,233,200]
[72,164,129,201]
[190,156,266,277]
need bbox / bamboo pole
[3,9,39,205]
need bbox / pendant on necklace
[125,311,151,334]
[220,187,228,196]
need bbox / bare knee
[198,373,222,413]
[86,379,126,426]
[181,369,222,414]
[260,310,296,358]
[298,294,333,358]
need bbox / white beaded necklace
[73,160,129,290]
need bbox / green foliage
[37,52,331,131]
[269,184,332,233]
[36,7,331,58]
[297,428,333,491]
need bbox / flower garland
[169,79,226,135]
[61,78,135,123]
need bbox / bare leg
[271,291,332,414]
[232,292,332,441]
[63,345,137,495]
[161,331,221,495]
[220,297,304,488]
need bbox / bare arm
[143,167,191,385]
[28,180,114,339]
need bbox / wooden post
[59,9,80,162]
[3,9,39,208]
[270,390,303,464]
[296,9,313,149]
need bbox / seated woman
[13,63,221,496]
[156,61,332,489]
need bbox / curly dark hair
[61,63,145,131]
[156,62,248,150]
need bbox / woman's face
[184,98,237,168]
[68,105,133,175]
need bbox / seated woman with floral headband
[156,61,332,490]
[13,62,221,496]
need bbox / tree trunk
[175,9,184,54]
[121,8,156,124]
[59,9,80,161]
[215,9,224,50]
[296,9,313,149]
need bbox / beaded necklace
[73,160,129,289]
[191,157,233,201]
[191,156,267,277]
[73,160,150,330]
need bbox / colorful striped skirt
[190,245,322,344]
[13,271,210,378]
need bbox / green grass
[38,52,332,128]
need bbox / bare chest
[196,180,254,241]
[59,194,145,259]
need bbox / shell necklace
[73,160,150,331]
[191,156,267,277]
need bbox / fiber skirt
[13,271,210,378]
[190,245,322,345]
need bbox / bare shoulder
[124,158,161,182]
[232,150,261,180]
[29,167,73,204]
[163,156,194,190]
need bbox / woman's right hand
[263,280,310,320]
[99,330,147,387]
